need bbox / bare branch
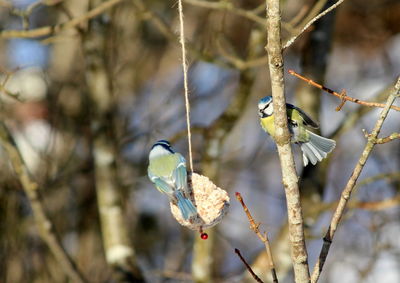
[236,192,278,283]
[132,0,232,69]
[329,80,397,140]
[0,0,124,38]
[235,248,265,283]
[0,70,23,101]
[289,69,400,112]
[364,132,400,144]
[265,1,310,282]
[184,0,267,27]
[283,0,346,50]
[0,122,87,283]
[356,172,400,189]
[310,76,400,283]
[82,5,144,280]
[352,195,400,211]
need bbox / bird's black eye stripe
[262,104,268,111]
[260,103,270,112]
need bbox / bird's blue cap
[259,96,272,104]
[258,96,272,108]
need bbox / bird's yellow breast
[260,115,276,138]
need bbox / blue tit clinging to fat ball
[258,96,336,166]
[148,140,197,220]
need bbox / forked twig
[0,68,23,101]
[363,131,400,144]
[289,70,400,112]
[235,192,278,283]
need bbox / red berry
[200,233,208,240]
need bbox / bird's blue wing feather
[175,191,197,220]
[173,154,187,190]
[148,170,174,195]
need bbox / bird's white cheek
[265,106,273,116]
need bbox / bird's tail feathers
[301,131,336,166]
[175,191,197,220]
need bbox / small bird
[148,140,197,220]
[258,96,336,166]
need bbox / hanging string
[177,0,194,173]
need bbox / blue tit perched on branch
[258,96,336,166]
[148,140,197,221]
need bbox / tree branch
[289,70,400,112]
[0,122,87,283]
[82,1,144,280]
[265,1,310,282]
[0,0,124,38]
[235,248,265,283]
[310,76,400,283]
[329,80,397,140]
[236,192,278,283]
[184,0,267,27]
[283,0,345,50]
[366,132,400,144]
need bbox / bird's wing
[286,103,319,129]
[172,153,188,190]
[148,170,174,195]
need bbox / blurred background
[0,0,399,282]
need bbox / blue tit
[258,96,336,166]
[148,140,197,220]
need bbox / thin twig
[0,0,124,38]
[265,1,310,281]
[310,76,400,283]
[0,122,87,283]
[235,192,278,283]
[234,248,264,283]
[283,0,345,50]
[314,195,400,215]
[288,2,314,27]
[184,0,267,27]
[292,0,328,30]
[133,0,233,70]
[353,195,400,211]
[356,172,400,189]
[370,132,400,144]
[329,80,397,140]
[289,69,400,112]
[177,0,194,172]
[0,71,23,101]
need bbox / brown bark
[265,1,310,282]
